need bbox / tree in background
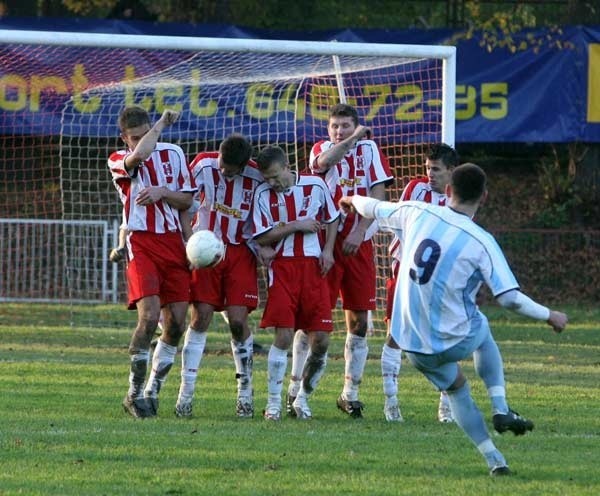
[42,0,599,29]
[0,1,594,30]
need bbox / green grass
[0,304,599,495]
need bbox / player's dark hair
[219,134,252,168]
[329,103,359,126]
[426,143,459,169]
[256,145,287,171]
[118,106,150,132]
[451,163,486,203]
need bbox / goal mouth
[1,30,455,329]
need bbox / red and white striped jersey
[309,139,393,239]
[188,152,263,245]
[401,177,448,205]
[252,173,339,259]
[389,177,448,275]
[108,143,196,234]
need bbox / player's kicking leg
[473,332,534,435]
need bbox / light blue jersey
[374,200,519,354]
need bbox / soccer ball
[186,230,225,268]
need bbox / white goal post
[0,29,455,329]
[0,29,455,145]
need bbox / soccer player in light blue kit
[339,163,568,475]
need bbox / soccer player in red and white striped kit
[308,103,394,418]
[174,134,265,419]
[381,143,459,423]
[253,145,340,420]
[108,106,196,418]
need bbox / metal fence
[0,218,120,303]
[1,220,596,311]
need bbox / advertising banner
[0,18,599,143]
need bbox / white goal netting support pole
[0,29,455,329]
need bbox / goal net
[0,30,455,330]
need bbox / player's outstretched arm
[340,194,381,219]
[342,182,386,256]
[496,289,568,333]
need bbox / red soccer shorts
[126,231,190,309]
[260,257,333,332]
[190,243,259,311]
[327,237,376,311]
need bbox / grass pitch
[0,304,599,495]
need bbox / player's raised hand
[353,125,372,140]
[160,109,180,126]
[547,310,568,333]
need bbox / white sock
[488,385,509,415]
[440,390,451,406]
[231,335,253,399]
[177,328,207,402]
[288,330,309,398]
[342,334,368,402]
[144,339,177,398]
[267,345,288,407]
[478,439,507,469]
[381,343,402,399]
